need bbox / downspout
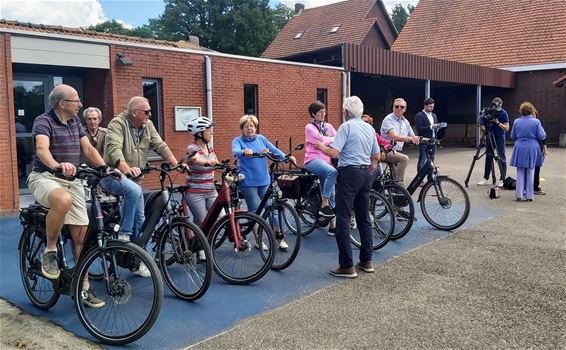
[476,85,482,148]
[205,55,213,147]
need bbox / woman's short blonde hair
[519,102,536,116]
[239,114,258,129]
[83,107,102,119]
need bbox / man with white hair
[315,96,382,278]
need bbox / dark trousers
[335,167,373,268]
[418,143,436,179]
[484,134,507,180]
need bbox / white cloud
[279,0,419,13]
[0,0,107,27]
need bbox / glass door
[13,76,49,189]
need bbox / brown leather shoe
[356,261,375,273]
[329,266,358,278]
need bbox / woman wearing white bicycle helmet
[184,116,219,227]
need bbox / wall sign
[174,106,202,131]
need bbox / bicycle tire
[73,241,163,345]
[419,177,471,231]
[210,211,275,285]
[293,192,320,236]
[262,201,301,270]
[157,221,213,301]
[350,191,394,250]
[382,183,415,240]
[19,225,60,310]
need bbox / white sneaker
[279,240,289,249]
[497,180,504,188]
[198,250,206,261]
[134,262,151,278]
[117,233,130,241]
[254,242,268,251]
[477,179,490,186]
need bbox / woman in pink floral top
[304,101,338,227]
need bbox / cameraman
[477,97,509,187]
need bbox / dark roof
[262,0,396,59]
[392,0,566,68]
[0,19,204,50]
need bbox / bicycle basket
[276,173,316,199]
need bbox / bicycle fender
[417,176,450,203]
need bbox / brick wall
[0,33,18,213]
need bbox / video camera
[478,103,501,126]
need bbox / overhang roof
[262,0,396,59]
[392,0,566,68]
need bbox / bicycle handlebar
[51,164,121,181]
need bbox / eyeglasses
[63,99,82,104]
[134,109,152,116]
[394,105,406,109]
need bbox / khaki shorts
[27,171,89,226]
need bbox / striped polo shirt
[186,143,217,193]
[32,109,86,172]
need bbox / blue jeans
[418,143,436,179]
[484,134,507,180]
[100,176,145,237]
[241,185,279,228]
[304,159,336,209]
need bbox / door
[13,76,49,190]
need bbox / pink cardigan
[304,123,337,165]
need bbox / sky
[0,0,419,29]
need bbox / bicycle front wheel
[210,211,276,285]
[419,177,471,230]
[73,241,163,345]
[350,191,394,250]
[19,225,60,310]
[157,221,213,301]
[382,183,415,240]
[263,201,301,271]
[293,193,320,236]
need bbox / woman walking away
[509,102,546,201]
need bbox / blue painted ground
[0,206,491,349]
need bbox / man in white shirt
[380,98,420,186]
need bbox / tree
[391,3,415,33]
[85,20,156,38]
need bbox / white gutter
[0,28,344,71]
[500,62,566,72]
[205,55,213,120]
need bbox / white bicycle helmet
[187,116,214,135]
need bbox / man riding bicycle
[27,84,107,307]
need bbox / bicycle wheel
[73,241,163,345]
[419,177,471,230]
[157,221,213,301]
[19,225,60,310]
[350,191,394,250]
[382,183,415,240]
[210,211,275,285]
[293,193,319,236]
[263,201,301,271]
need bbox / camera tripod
[464,129,505,187]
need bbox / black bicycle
[248,144,303,270]
[19,165,163,345]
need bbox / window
[142,78,163,136]
[294,31,304,39]
[317,88,328,121]
[329,25,341,33]
[244,84,258,117]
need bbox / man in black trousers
[415,98,440,177]
[315,96,382,278]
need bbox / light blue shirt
[330,117,380,167]
[380,113,415,151]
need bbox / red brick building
[0,21,343,213]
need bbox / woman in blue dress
[509,102,546,201]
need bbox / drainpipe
[205,55,213,147]
[476,85,482,148]
[341,71,350,123]
[425,80,431,99]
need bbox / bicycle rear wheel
[263,201,301,270]
[382,183,415,240]
[210,212,275,284]
[350,191,394,250]
[293,192,321,236]
[19,225,60,310]
[73,241,163,345]
[157,221,212,301]
[419,177,471,230]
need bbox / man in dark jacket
[415,98,440,175]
